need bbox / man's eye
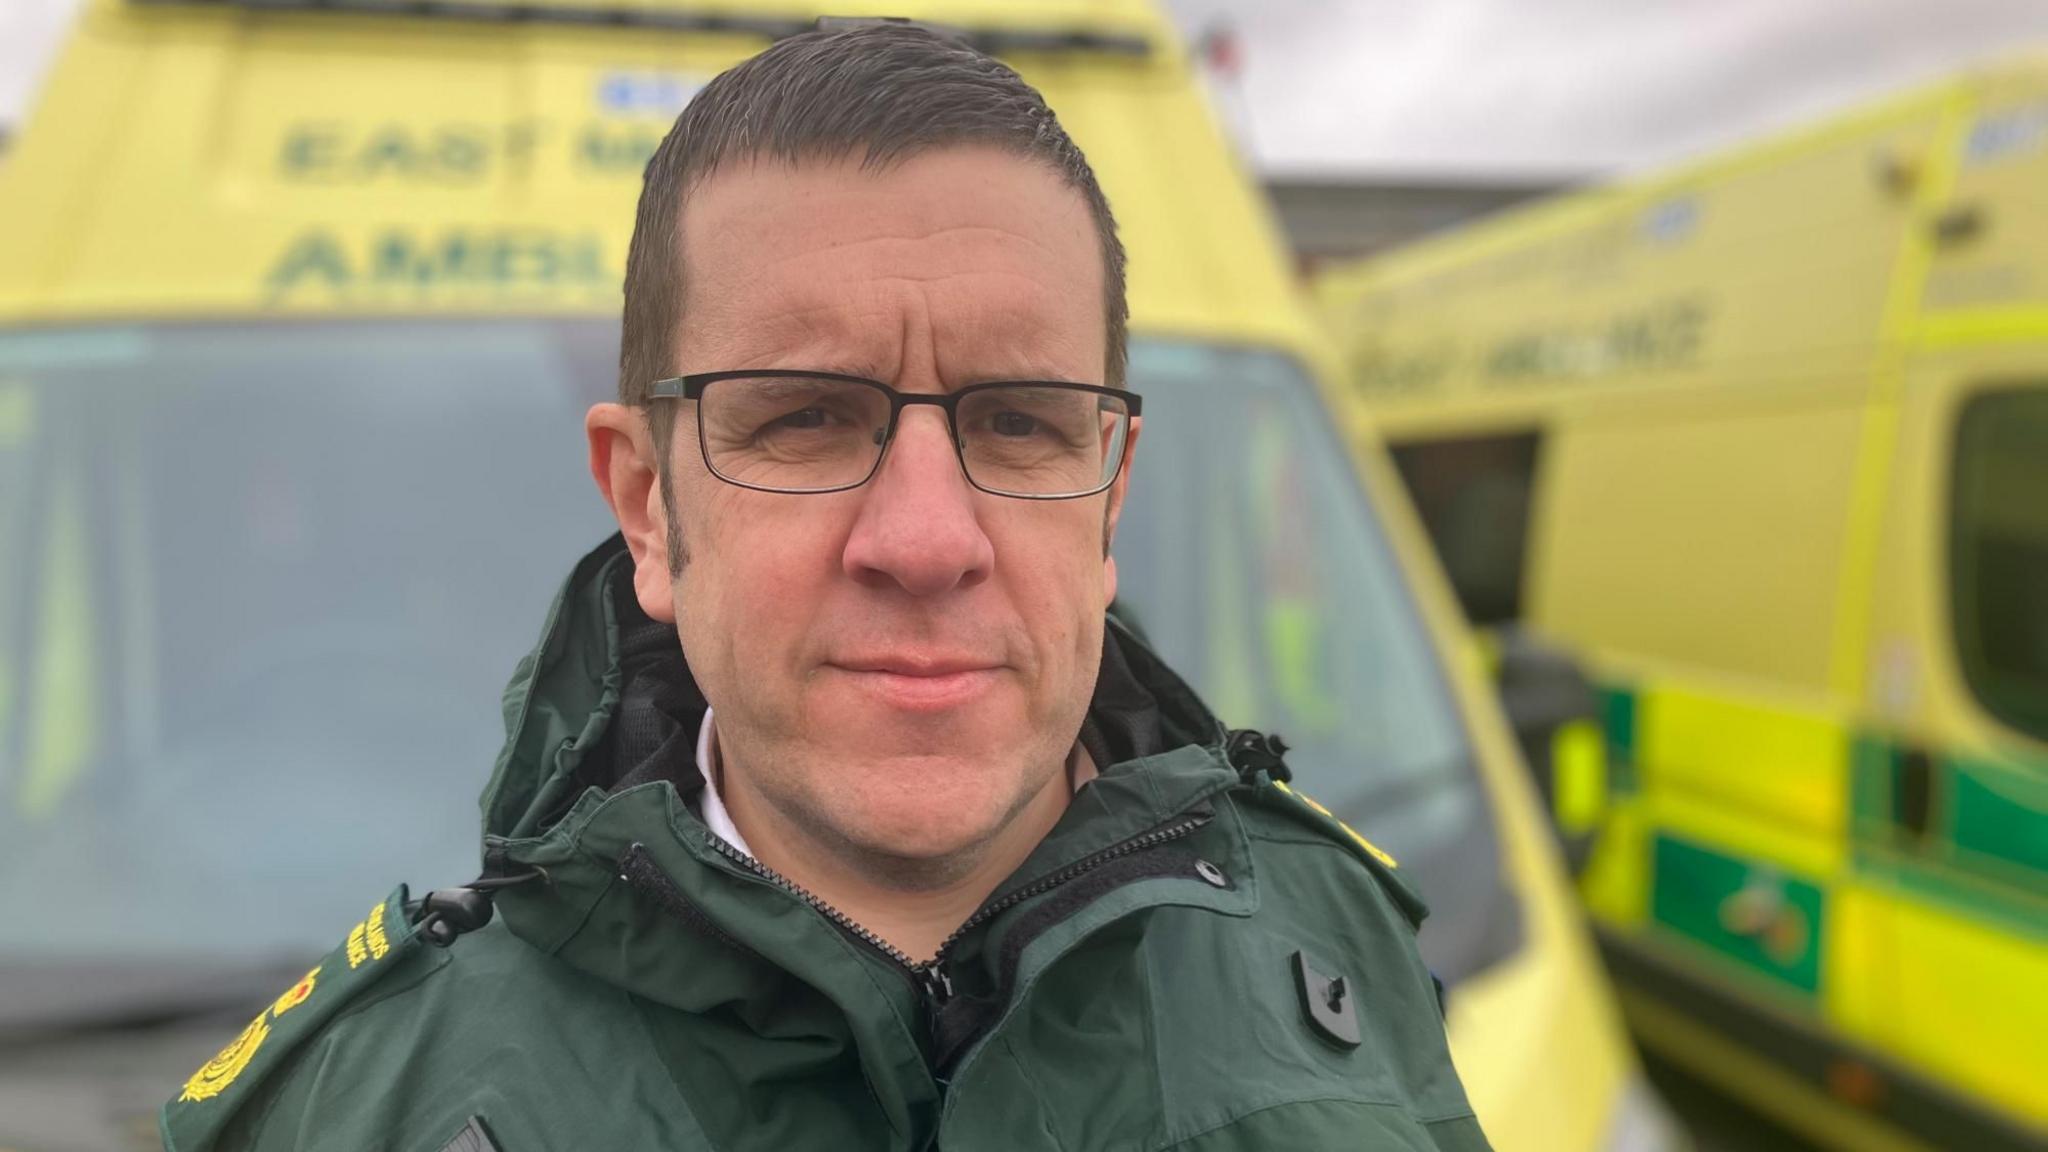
[770,407,832,431]
[991,411,1041,437]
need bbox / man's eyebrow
[713,348,891,380]
[809,359,894,380]
[960,362,1099,386]
[753,362,1095,388]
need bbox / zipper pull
[917,963,962,1087]
[915,963,955,1010]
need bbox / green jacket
[162,537,1490,1152]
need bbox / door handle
[1893,747,1934,841]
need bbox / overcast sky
[1165,0,2048,178]
[6,0,2048,177]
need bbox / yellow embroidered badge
[365,901,391,960]
[178,1010,271,1103]
[1274,781,1399,870]
[347,902,391,969]
[271,966,320,1018]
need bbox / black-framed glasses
[648,370,1142,499]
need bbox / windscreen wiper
[126,0,1157,57]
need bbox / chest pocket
[937,909,1444,1152]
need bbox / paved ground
[1642,1049,1822,1152]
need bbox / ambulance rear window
[1951,385,2048,745]
[1388,432,1541,626]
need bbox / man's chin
[763,741,1073,881]
[810,780,1037,885]
[832,801,1007,870]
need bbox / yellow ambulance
[1316,55,2048,1152]
[0,0,1665,1147]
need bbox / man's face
[656,147,1129,871]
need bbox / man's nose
[841,406,995,597]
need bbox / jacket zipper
[702,810,1212,1010]
[702,834,927,970]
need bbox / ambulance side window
[1951,385,2048,746]
[1388,432,1540,626]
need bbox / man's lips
[827,656,1004,711]
[835,654,1001,677]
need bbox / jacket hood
[479,533,1229,864]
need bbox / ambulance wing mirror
[1492,627,1604,875]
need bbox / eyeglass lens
[696,376,1132,496]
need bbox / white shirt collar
[694,709,753,856]
[693,709,1096,860]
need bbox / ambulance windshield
[0,322,1512,1004]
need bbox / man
[162,23,1488,1152]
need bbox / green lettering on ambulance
[435,130,488,179]
[278,125,344,180]
[577,124,661,173]
[359,128,424,180]
[264,231,354,301]
[371,232,434,286]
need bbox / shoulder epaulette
[1252,778,1430,929]
[161,886,419,1152]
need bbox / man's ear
[1102,416,1141,605]
[586,402,678,623]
